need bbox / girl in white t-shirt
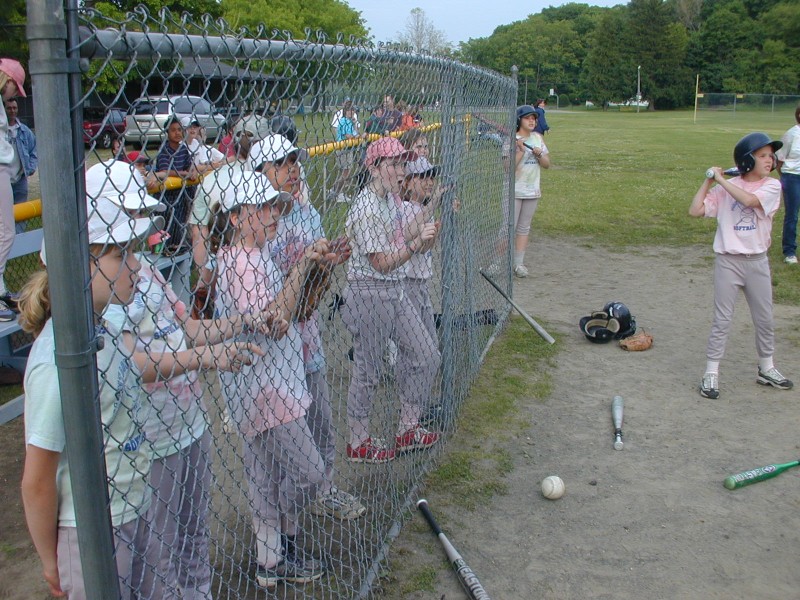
[19,199,159,600]
[511,105,551,278]
[209,170,329,590]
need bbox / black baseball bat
[416,499,491,600]
[479,270,555,344]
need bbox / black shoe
[419,403,445,429]
[0,292,19,312]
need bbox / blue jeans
[781,172,800,257]
[11,176,28,233]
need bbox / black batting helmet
[270,115,299,144]
[516,105,537,130]
[733,132,782,175]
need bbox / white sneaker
[784,255,797,264]
[514,264,529,278]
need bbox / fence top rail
[77,13,514,87]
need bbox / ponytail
[18,271,50,337]
[207,201,235,254]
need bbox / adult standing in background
[533,99,550,136]
[4,97,37,223]
[0,58,27,319]
[777,103,800,264]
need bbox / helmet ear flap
[737,152,756,175]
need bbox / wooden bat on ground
[416,499,491,600]
[723,459,800,490]
[612,395,624,450]
[479,270,555,345]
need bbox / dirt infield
[385,235,800,599]
[2,235,800,599]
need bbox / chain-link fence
[22,1,517,598]
[695,92,800,115]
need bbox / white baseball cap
[233,114,271,139]
[217,171,292,214]
[40,196,152,266]
[249,134,309,171]
[85,161,165,212]
[180,116,201,128]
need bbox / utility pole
[637,65,641,114]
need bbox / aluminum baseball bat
[479,270,555,344]
[417,499,491,600]
[705,167,740,178]
[611,396,624,450]
[723,459,800,490]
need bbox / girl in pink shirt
[689,132,793,399]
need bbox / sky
[343,0,625,46]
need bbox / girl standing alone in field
[511,104,551,278]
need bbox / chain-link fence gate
[23,0,517,597]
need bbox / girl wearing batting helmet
[510,104,551,278]
[689,132,792,400]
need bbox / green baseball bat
[723,459,800,490]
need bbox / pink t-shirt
[215,246,311,440]
[703,176,781,255]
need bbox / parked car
[83,107,127,149]
[125,95,226,146]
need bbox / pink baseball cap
[364,137,417,167]
[0,59,26,98]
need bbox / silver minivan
[125,95,226,145]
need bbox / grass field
[537,108,800,304]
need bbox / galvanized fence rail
[23,1,517,598]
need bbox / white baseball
[541,475,565,500]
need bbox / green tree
[221,0,367,41]
[580,9,631,107]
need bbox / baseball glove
[618,329,653,351]
[296,262,333,322]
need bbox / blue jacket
[10,122,38,177]
[534,107,549,135]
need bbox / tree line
[458,0,800,109]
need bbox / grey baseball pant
[57,516,163,600]
[146,430,213,600]
[404,278,438,342]
[241,417,324,569]
[305,368,335,495]
[342,279,440,447]
[514,197,539,236]
[706,252,774,362]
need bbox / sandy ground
[386,236,800,600]
[3,235,800,599]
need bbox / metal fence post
[26,0,120,597]
[506,66,519,291]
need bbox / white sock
[705,360,720,375]
[758,357,774,372]
[513,251,525,267]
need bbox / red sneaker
[346,438,396,464]
[395,425,440,453]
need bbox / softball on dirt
[541,475,565,500]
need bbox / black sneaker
[0,292,19,312]
[757,367,793,390]
[255,555,325,589]
[0,300,15,323]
